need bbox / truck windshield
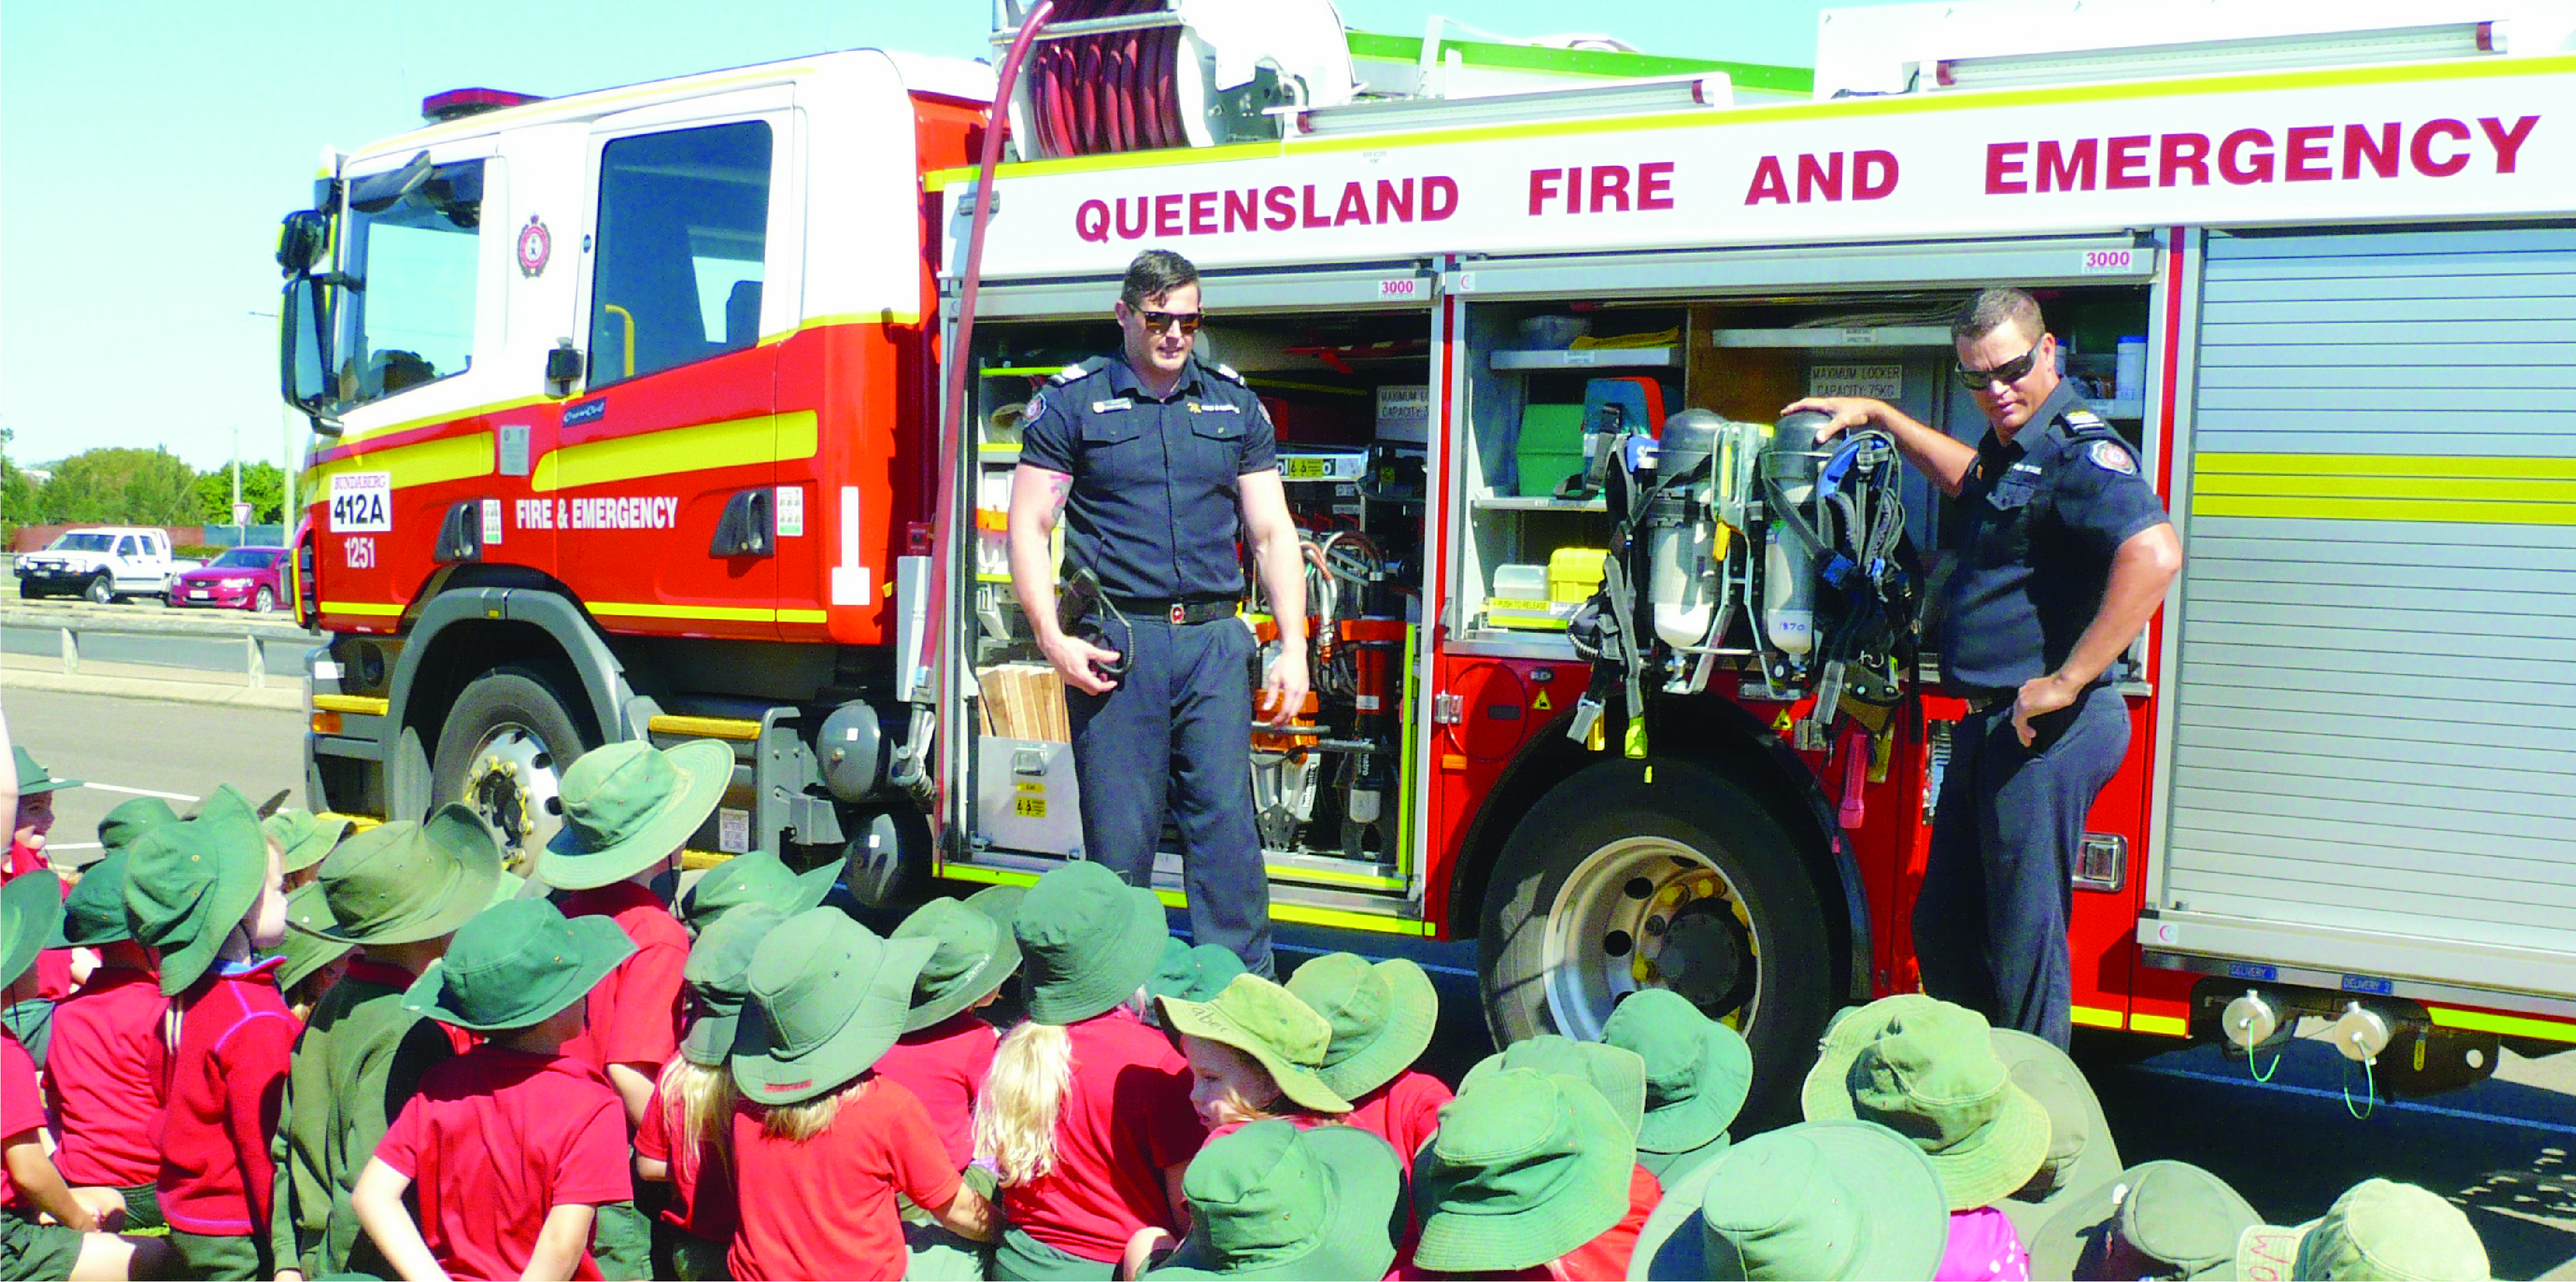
[335,159,487,408]
[49,533,114,552]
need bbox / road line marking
[46,842,101,852]
[80,783,200,801]
[2132,1064,2576,1137]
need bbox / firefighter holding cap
[1006,248,1306,977]
[1786,287,2182,1047]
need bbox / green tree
[0,428,34,539]
[30,447,203,526]
[195,461,287,525]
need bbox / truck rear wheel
[431,668,598,870]
[1479,757,1837,1128]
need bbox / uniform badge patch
[2088,440,2138,475]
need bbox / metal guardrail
[6,600,316,690]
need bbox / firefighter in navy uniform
[1006,249,1307,976]
[1788,287,2182,1047]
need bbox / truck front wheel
[1479,757,1837,1128]
[85,574,114,605]
[430,668,599,870]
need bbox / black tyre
[430,668,599,870]
[85,574,113,605]
[17,581,43,600]
[1479,757,1837,1129]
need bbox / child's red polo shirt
[2,848,74,999]
[871,1011,998,1169]
[1,1030,46,1209]
[43,965,168,1188]
[1345,1068,1454,1177]
[159,958,297,1237]
[728,1076,961,1281]
[1553,1164,1660,1281]
[559,882,687,1073]
[1002,1006,1207,1264]
[375,1045,632,1282]
[634,1061,736,1244]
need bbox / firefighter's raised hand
[1780,395,1891,442]
[1043,631,1122,696]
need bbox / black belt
[1106,595,1240,626]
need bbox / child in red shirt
[635,906,778,1280]
[880,887,1022,1277]
[1286,952,1451,1174]
[121,785,295,1281]
[4,869,174,1282]
[727,907,996,1280]
[976,863,1204,1280]
[5,745,82,1004]
[1154,973,1352,1137]
[40,850,169,1229]
[353,897,639,1282]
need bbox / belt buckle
[1168,602,1187,625]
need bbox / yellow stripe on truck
[935,863,1435,937]
[2429,1005,2576,1046]
[2193,453,2576,525]
[533,410,818,493]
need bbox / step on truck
[278,0,2576,1117]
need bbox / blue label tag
[2227,962,2279,983]
[2340,974,2395,996]
[563,398,606,427]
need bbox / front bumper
[174,580,257,607]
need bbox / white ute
[12,527,201,604]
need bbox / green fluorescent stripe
[1344,30,1814,95]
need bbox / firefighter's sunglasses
[1954,341,2041,390]
[1136,310,1205,335]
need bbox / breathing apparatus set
[1567,407,1918,758]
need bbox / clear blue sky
[0,0,1897,472]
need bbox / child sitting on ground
[1285,951,1450,1174]
[725,907,998,1280]
[1156,972,1350,1138]
[880,887,1024,1279]
[352,897,639,1282]
[40,837,170,1235]
[634,906,779,1280]
[124,785,296,1281]
[975,863,1205,1281]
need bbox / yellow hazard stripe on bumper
[649,715,763,741]
[304,431,496,496]
[936,863,1433,936]
[319,601,406,617]
[533,410,818,493]
[312,694,390,716]
[2069,1004,2124,1030]
[2193,453,2576,525]
[2129,1011,2190,1038]
[2429,1005,2576,1045]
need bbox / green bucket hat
[97,797,180,858]
[264,808,353,875]
[277,882,355,993]
[731,906,936,1105]
[1413,1069,1635,1274]
[1283,952,1437,1101]
[1156,974,1352,1115]
[1801,997,2050,1211]
[3,871,66,994]
[1631,1120,1950,1281]
[1995,1027,2122,1239]
[403,897,636,1032]
[124,784,273,996]
[296,805,504,946]
[1150,938,1248,1006]
[675,848,835,934]
[537,739,732,891]
[1015,861,1169,1026]
[893,885,1025,1033]
[1604,989,1752,1159]
[52,852,136,948]
[2235,1180,2490,1282]
[2030,1161,2258,1282]
[680,906,784,1067]
[1143,1120,1403,1281]
[1462,1034,1649,1139]
[12,745,81,797]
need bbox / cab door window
[587,121,772,387]
[334,159,485,407]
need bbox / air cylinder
[1646,410,1723,648]
[1760,410,1832,657]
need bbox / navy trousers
[1066,615,1273,975]
[1913,681,2131,1048]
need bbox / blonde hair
[656,1057,738,1169]
[761,1078,860,1142]
[976,1020,1075,1187]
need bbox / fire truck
[278,0,2576,1113]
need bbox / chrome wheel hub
[1543,838,1762,1040]
[463,726,563,869]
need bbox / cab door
[556,88,803,639]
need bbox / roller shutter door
[2163,225,2576,976]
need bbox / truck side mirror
[280,275,340,435]
[276,210,329,278]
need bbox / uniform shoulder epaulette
[1048,357,1111,386]
[1207,361,1248,386]
[2063,408,2108,429]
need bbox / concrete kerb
[1,667,306,712]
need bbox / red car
[172,546,290,613]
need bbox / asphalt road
[10,686,2575,1277]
